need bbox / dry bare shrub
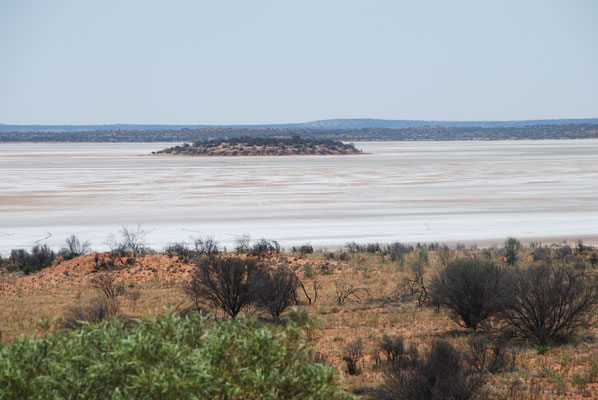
[124,288,142,306]
[501,264,598,345]
[298,278,320,305]
[60,235,91,260]
[249,239,280,257]
[406,261,428,306]
[334,280,370,305]
[343,337,364,375]
[183,256,258,318]
[91,273,121,299]
[379,334,406,365]
[464,334,515,374]
[60,297,120,330]
[105,225,150,266]
[192,236,220,256]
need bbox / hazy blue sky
[1,0,597,124]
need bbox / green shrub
[0,312,351,399]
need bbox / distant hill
[2,118,598,133]
[2,123,598,142]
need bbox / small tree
[504,237,521,266]
[429,258,509,330]
[343,337,364,375]
[183,256,258,318]
[91,273,121,299]
[501,264,598,345]
[406,261,428,307]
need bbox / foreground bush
[0,312,351,399]
[375,340,486,400]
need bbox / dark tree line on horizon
[1,123,597,142]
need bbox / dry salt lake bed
[1,140,598,255]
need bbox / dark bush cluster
[2,245,56,275]
[249,239,281,256]
[501,264,598,345]
[183,255,300,319]
[164,242,196,261]
[346,241,380,253]
[385,243,414,261]
[233,236,280,256]
[292,243,314,255]
[375,340,487,400]
[165,236,220,262]
[504,237,521,266]
[429,257,598,345]
[249,265,300,318]
[429,258,510,330]
[345,241,413,260]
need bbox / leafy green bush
[0,312,351,399]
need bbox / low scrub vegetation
[2,236,598,398]
[0,312,351,399]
